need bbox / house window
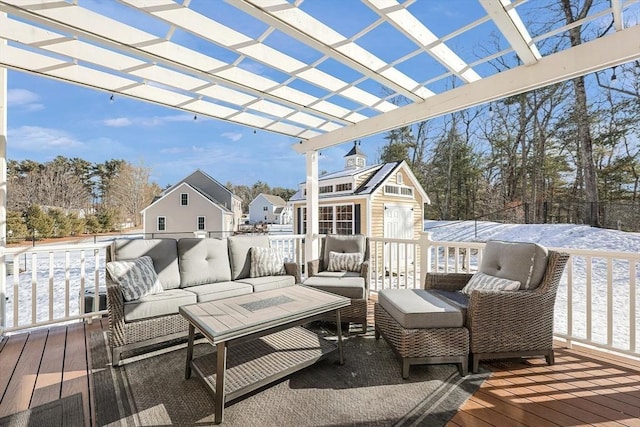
[263,206,268,211]
[319,185,333,194]
[157,216,166,231]
[318,204,354,235]
[180,193,188,206]
[336,183,352,192]
[396,173,403,185]
[197,216,205,231]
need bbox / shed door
[383,205,414,270]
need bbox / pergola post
[0,29,7,337]
[304,150,319,268]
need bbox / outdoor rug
[89,325,489,426]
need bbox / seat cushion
[378,289,464,329]
[430,290,469,318]
[123,289,196,322]
[111,239,181,290]
[480,240,548,289]
[236,275,295,293]
[183,281,253,303]
[228,235,271,280]
[313,271,361,279]
[322,234,366,271]
[303,276,365,299]
[178,238,232,287]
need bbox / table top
[179,285,350,344]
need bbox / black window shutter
[354,204,361,234]
[297,207,302,234]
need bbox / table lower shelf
[191,326,337,403]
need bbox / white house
[249,193,292,225]
[141,170,243,239]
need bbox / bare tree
[108,162,161,227]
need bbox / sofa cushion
[303,276,365,299]
[111,239,181,290]
[106,256,164,302]
[461,272,521,295]
[327,251,363,273]
[322,234,366,271]
[228,235,271,280]
[236,275,295,293]
[313,271,361,279]
[178,238,232,287]
[378,289,464,329]
[250,247,286,278]
[183,281,253,303]
[480,240,548,290]
[431,290,469,318]
[123,289,196,322]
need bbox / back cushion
[110,239,180,290]
[480,240,548,290]
[322,234,366,271]
[178,238,232,287]
[228,235,271,280]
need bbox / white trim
[318,202,356,235]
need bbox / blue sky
[7,71,382,189]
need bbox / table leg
[185,324,195,379]
[214,342,228,424]
[336,309,344,365]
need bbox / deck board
[2,306,640,427]
[30,326,66,408]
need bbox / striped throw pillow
[327,251,363,272]
[106,256,164,302]
[461,272,521,296]
[250,247,286,278]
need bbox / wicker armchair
[303,234,369,331]
[425,248,569,373]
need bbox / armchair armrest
[424,273,473,292]
[467,289,556,353]
[105,274,126,348]
[307,259,321,277]
[284,262,302,284]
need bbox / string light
[193,114,197,120]
[488,104,494,117]
[109,93,114,103]
[611,66,617,81]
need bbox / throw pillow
[327,251,363,272]
[461,272,521,296]
[106,256,164,302]
[250,247,286,278]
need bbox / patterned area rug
[89,325,488,426]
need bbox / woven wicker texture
[374,303,469,358]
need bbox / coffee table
[179,285,351,424]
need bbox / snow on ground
[5,222,640,354]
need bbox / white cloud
[8,126,83,151]
[103,117,132,127]
[222,132,242,142]
[7,89,44,112]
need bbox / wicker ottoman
[374,289,469,378]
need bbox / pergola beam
[293,24,640,153]
[478,0,541,65]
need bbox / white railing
[4,242,111,332]
[2,233,639,359]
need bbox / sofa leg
[545,350,555,366]
[112,348,122,367]
[459,357,469,377]
[402,360,410,379]
[374,328,380,340]
[472,354,480,373]
[361,319,367,334]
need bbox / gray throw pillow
[106,256,164,301]
[327,251,363,272]
[250,247,286,278]
[461,272,521,296]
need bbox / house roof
[256,193,287,207]
[165,169,239,202]
[141,182,230,214]
[2,1,638,153]
[345,143,365,158]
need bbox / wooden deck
[1,314,639,426]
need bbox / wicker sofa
[105,235,300,366]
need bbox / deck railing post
[0,34,7,338]
[419,232,433,282]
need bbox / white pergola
[0,0,639,332]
